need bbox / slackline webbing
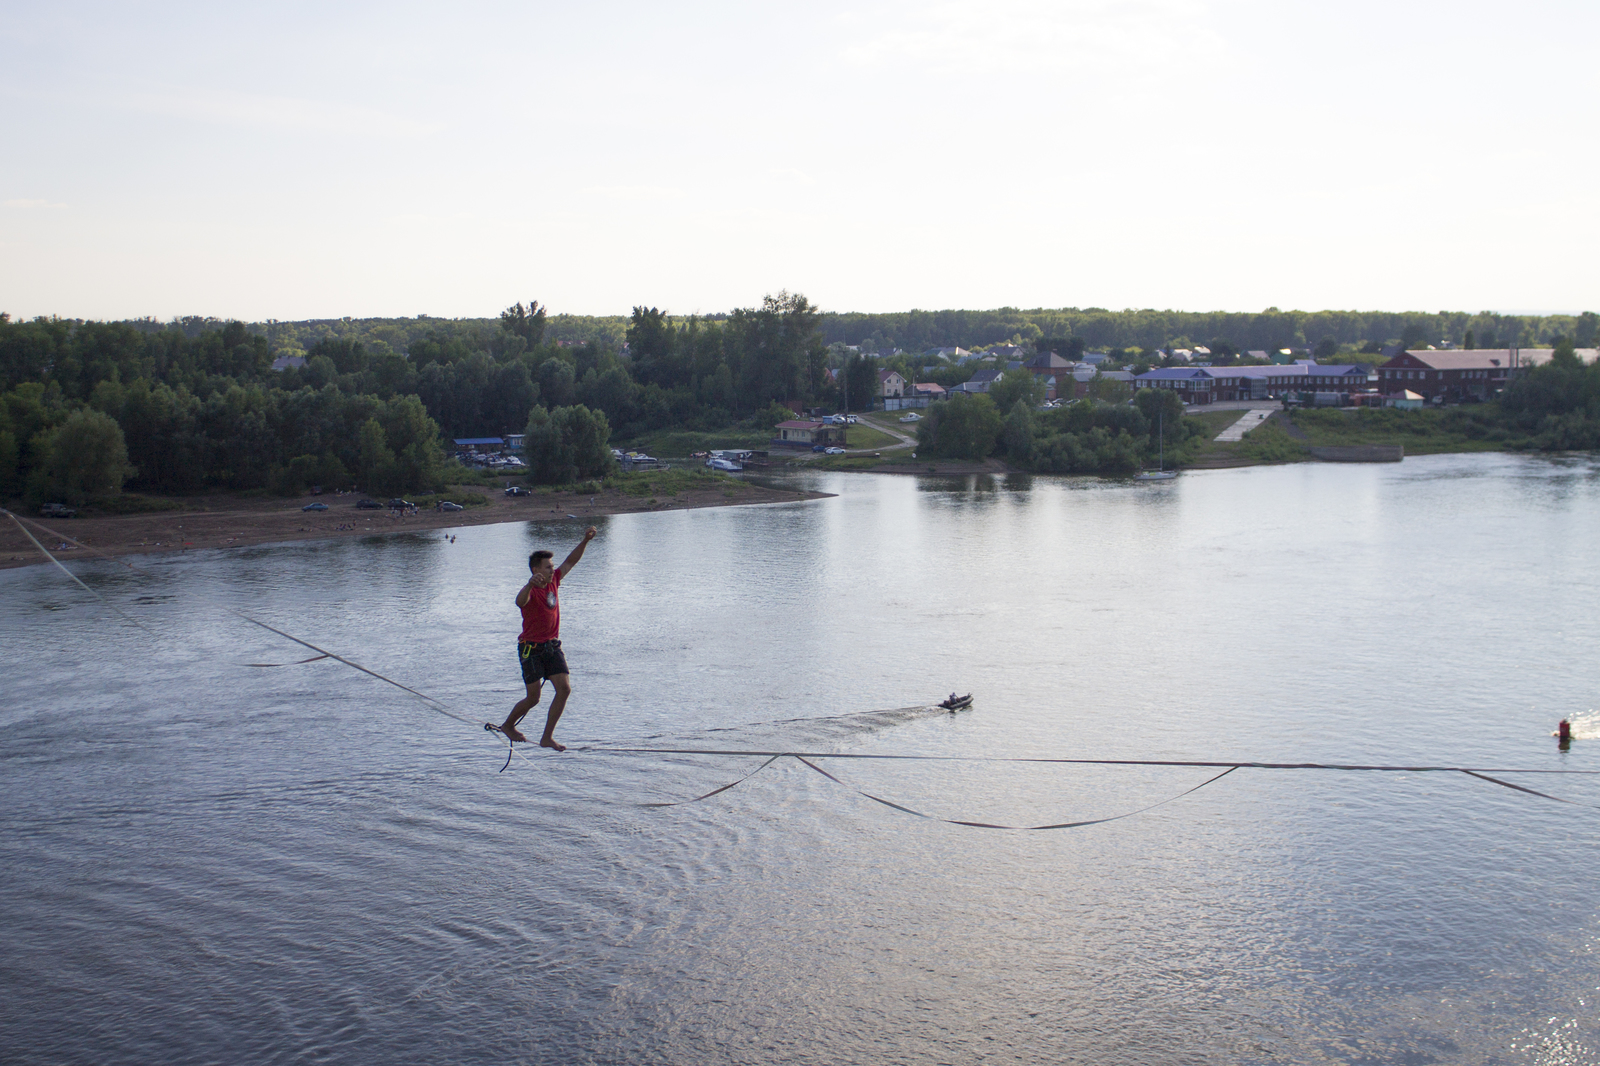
[9,509,1597,825]
[5,508,518,759]
[5,510,156,634]
[581,746,1600,776]
[579,746,1600,820]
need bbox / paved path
[1214,406,1278,442]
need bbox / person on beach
[501,526,597,750]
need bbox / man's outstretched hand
[583,526,597,542]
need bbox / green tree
[358,418,397,496]
[843,352,877,412]
[918,394,1001,461]
[1001,402,1036,463]
[523,404,617,485]
[987,370,1045,414]
[26,408,135,504]
[501,301,547,347]
[1574,312,1598,348]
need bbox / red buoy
[1558,719,1572,742]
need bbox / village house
[910,381,946,400]
[1378,348,1599,403]
[878,369,906,399]
[1378,350,1516,402]
[952,367,1004,394]
[452,436,506,454]
[773,420,846,448]
[1133,364,1374,404]
[1022,352,1079,401]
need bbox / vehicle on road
[439,501,464,511]
[824,446,846,454]
[356,499,383,509]
[302,502,329,511]
[505,486,530,497]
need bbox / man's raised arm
[558,527,598,578]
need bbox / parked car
[356,499,383,509]
[824,446,846,454]
[505,486,530,497]
[39,502,76,518]
[302,502,329,511]
[812,444,827,452]
[439,501,464,512]
[898,413,921,423]
[387,498,413,509]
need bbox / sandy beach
[1,480,833,570]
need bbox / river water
[3,454,1599,1065]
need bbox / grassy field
[1178,410,1311,465]
[845,422,901,449]
[622,428,773,457]
[1290,407,1518,454]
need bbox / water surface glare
[3,453,1599,1065]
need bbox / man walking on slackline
[501,526,597,750]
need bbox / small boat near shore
[1134,409,1177,480]
[940,693,973,711]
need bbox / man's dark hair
[530,550,554,571]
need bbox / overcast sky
[2,0,1595,321]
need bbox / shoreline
[1,481,834,571]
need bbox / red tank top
[518,570,561,643]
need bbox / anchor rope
[5,508,515,753]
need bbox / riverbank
[0,478,833,570]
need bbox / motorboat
[939,693,973,711]
[706,457,743,472]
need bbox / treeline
[1499,341,1600,449]
[87,305,1597,374]
[917,382,1195,475]
[824,308,1598,356]
[0,293,845,503]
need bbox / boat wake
[605,703,954,751]
[1557,711,1600,740]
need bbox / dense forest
[822,307,1597,356]
[173,306,1595,369]
[0,294,835,503]
[2,298,1597,505]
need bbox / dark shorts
[519,640,569,685]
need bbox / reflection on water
[2,453,1599,1065]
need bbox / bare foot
[502,723,528,743]
[540,737,566,752]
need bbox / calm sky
[2,0,1595,321]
